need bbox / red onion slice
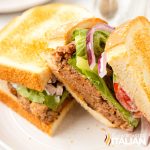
[86,30,96,69]
[86,23,114,71]
[98,52,107,78]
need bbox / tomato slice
[113,83,138,112]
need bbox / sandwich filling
[51,24,139,130]
[7,75,70,124]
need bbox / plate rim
[0,0,51,13]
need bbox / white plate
[0,2,149,149]
[0,102,149,150]
[0,0,51,13]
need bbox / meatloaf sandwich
[43,17,149,131]
[0,4,101,135]
[105,16,150,134]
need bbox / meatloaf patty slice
[50,43,134,131]
[7,82,70,125]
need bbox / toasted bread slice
[0,80,74,135]
[106,16,150,122]
[0,4,105,91]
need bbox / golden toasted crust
[0,63,51,91]
[0,3,102,90]
[0,80,74,135]
[106,16,150,122]
[105,16,149,51]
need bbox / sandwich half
[43,17,142,131]
[105,16,150,124]
[0,4,100,135]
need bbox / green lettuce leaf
[68,54,81,72]
[72,29,88,58]
[44,90,69,111]
[113,73,117,82]
[93,31,110,59]
[16,86,45,103]
[73,29,110,61]
[16,86,69,111]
